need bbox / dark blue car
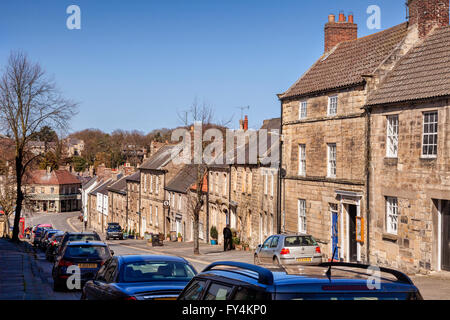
[52,240,113,291]
[81,255,197,300]
[178,261,423,300]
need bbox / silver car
[254,234,323,266]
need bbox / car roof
[66,240,107,246]
[64,231,98,236]
[117,255,188,264]
[196,262,418,293]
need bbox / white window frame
[327,143,337,178]
[386,115,399,158]
[155,176,159,194]
[155,206,159,227]
[299,100,307,119]
[328,96,338,116]
[223,174,227,197]
[178,194,182,211]
[298,144,306,176]
[422,111,438,158]
[150,175,153,193]
[144,174,147,192]
[386,197,398,235]
[298,199,307,233]
[149,205,153,225]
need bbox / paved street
[0,211,448,300]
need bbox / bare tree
[0,51,77,242]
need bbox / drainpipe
[206,167,210,243]
[228,165,232,225]
[365,106,372,265]
[277,99,284,234]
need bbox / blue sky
[0,0,408,133]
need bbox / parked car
[52,240,113,291]
[32,227,51,247]
[56,231,101,259]
[178,261,423,300]
[105,223,123,240]
[40,230,61,250]
[45,233,65,262]
[254,234,323,266]
[82,255,197,300]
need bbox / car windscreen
[108,226,121,231]
[122,261,196,283]
[284,236,318,247]
[67,234,100,242]
[65,245,110,260]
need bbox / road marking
[117,243,210,266]
[66,217,79,233]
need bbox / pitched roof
[280,23,409,100]
[28,170,81,185]
[107,176,128,194]
[90,178,113,196]
[82,177,97,189]
[125,171,140,182]
[367,26,450,106]
[260,118,281,132]
[165,165,200,194]
[140,145,181,171]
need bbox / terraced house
[279,0,450,273]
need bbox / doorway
[442,200,450,271]
[348,204,358,262]
[331,205,339,261]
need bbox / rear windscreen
[67,234,100,242]
[284,236,317,247]
[65,245,110,259]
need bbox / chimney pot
[348,14,354,24]
[244,115,249,131]
[328,14,336,23]
[339,12,346,22]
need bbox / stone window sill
[382,233,398,242]
[383,157,398,166]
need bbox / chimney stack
[244,115,248,131]
[408,0,449,38]
[324,11,358,52]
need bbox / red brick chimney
[324,12,358,52]
[243,115,248,131]
[408,0,449,38]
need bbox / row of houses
[85,117,280,249]
[83,0,449,275]
[277,0,450,274]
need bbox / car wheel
[273,256,281,266]
[254,254,260,265]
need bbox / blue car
[52,240,113,291]
[177,261,423,300]
[82,255,197,300]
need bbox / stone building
[25,168,81,213]
[139,145,184,237]
[88,178,113,232]
[365,2,450,273]
[165,164,206,242]
[208,164,230,245]
[278,0,449,272]
[108,176,128,228]
[125,171,141,234]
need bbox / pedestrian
[223,224,232,252]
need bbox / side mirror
[110,250,115,256]
[257,244,262,248]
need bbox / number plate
[296,257,312,262]
[78,263,97,268]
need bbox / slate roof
[165,165,200,194]
[27,170,81,186]
[279,23,409,100]
[367,26,450,106]
[107,176,128,195]
[125,171,140,183]
[82,177,97,189]
[89,178,113,196]
[140,145,181,171]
